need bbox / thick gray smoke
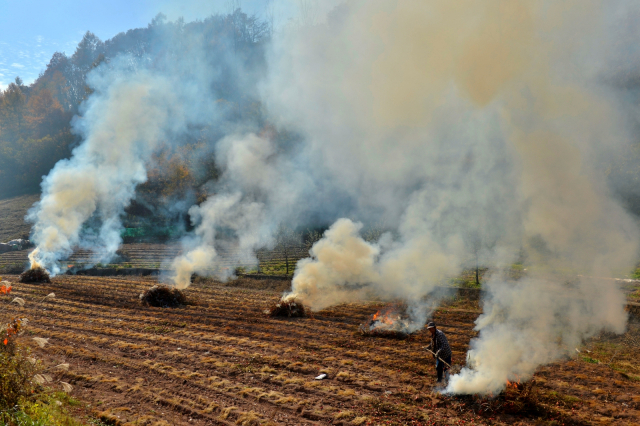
[27,0,640,395]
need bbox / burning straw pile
[359,304,415,339]
[139,285,186,308]
[267,298,307,318]
[19,267,51,284]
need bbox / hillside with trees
[3,7,640,228]
[0,9,270,209]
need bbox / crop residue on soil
[1,274,639,425]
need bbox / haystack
[139,285,186,308]
[267,298,307,318]
[19,267,51,284]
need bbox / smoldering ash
[28,1,640,396]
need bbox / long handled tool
[423,346,452,369]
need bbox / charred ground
[0,275,639,425]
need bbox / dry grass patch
[236,411,262,426]
[335,410,356,420]
[203,402,220,414]
[220,406,239,420]
[97,410,123,426]
[336,371,352,381]
[274,395,297,405]
[337,388,356,398]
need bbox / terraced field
[1,275,640,425]
[0,244,311,275]
[0,193,39,242]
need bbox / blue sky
[0,0,292,90]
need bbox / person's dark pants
[436,355,451,383]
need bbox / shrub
[0,319,38,410]
[0,316,82,425]
[0,391,83,426]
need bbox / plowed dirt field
[1,275,640,425]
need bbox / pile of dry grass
[267,298,307,318]
[139,285,186,308]
[18,267,51,284]
[359,326,411,339]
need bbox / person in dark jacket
[426,321,452,383]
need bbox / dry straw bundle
[139,285,186,308]
[19,267,51,284]
[267,298,307,318]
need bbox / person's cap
[426,322,436,329]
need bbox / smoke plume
[26,1,640,395]
[28,65,180,274]
[27,17,260,274]
[269,0,640,394]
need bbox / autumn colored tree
[0,80,26,143]
[25,88,65,139]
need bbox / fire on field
[359,303,417,339]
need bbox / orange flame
[506,376,521,390]
[362,304,415,336]
[371,309,401,325]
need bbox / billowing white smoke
[170,132,305,287]
[286,217,462,312]
[285,219,381,309]
[447,275,629,394]
[170,192,266,288]
[266,1,523,317]
[266,0,640,395]
[26,21,236,275]
[28,63,181,274]
[26,1,640,396]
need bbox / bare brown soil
[0,275,639,425]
